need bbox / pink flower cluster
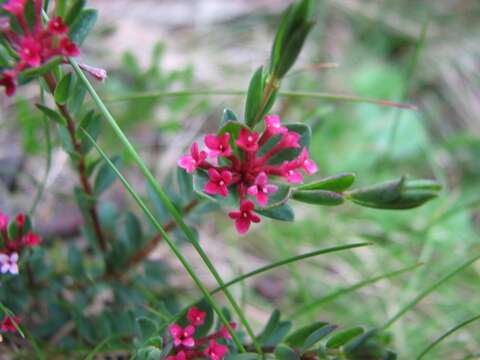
[167,306,236,360]
[178,115,318,234]
[0,0,80,96]
[0,212,41,275]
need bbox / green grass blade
[416,314,480,360]
[384,254,480,329]
[162,242,372,331]
[84,334,124,360]
[82,130,245,352]
[106,90,417,110]
[71,59,260,353]
[290,263,422,319]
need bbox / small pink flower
[16,213,26,228]
[204,133,232,159]
[19,38,42,67]
[0,70,16,96]
[298,148,318,175]
[204,168,232,197]
[281,162,303,184]
[235,128,259,152]
[169,324,195,348]
[59,37,80,57]
[1,315,20,333]
[279,131,301,149]
[2,0,27,16]
[247,172,278,206]
[48,17,68,34]
[264,114,287,135]
[0,213,9,230]
[177,142,207,174]
[204,340,229,360]
[228,201,260,234]
[167,351,187,360]
[219,322,237,340]
[22,231,41,247]
[0,253,19,275]
[187,306,206,326]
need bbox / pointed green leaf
[256,203,294,222]
[222,108,238,123]
[245,66,265,128]
[69,9,98,45]
[292,190,344,206]
[298,173,356,192]
[36,104,65,126]
[94,155,122,196]
[326,327,364,349]
[54,73,73,105]
[274,344,300,360]
[301,324,337,353]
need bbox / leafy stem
[43,72,107,253]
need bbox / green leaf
[94,155,122,196]
[177,167,194,203]
[259,309,281,345]
[68,75,87,114]
[35,104,65,126]
[256,203,294,222]
[54,73,73,105]
[263,321,292,347]
[274,344,300,360]
[326,327,364,349]
[346,178,441,210]
[57,125,76,155]
[137,317,158,341]
[222,108,238,123]
[225,354,260,360]
[125,211,143,249]
[301,324,337,353]
[292,190,344,206]
[285,322,329,347]
[79,111,102,154]
[69,9,98,45]
[298,173,356,192]
[245,66,265,128]
[65,0,86,25]
[19,57,63,79]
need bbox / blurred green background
[1,1,479,358]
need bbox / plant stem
[70,59,262,354]
[82,130,245,352]
[43,73,107,253]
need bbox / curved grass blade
[416,314,480,360]
[290,263,422,319]
[84,334,125,360]
[72,59,260,354]
[106,90,416,110]
[162,242,372,331]
[82,130,245,352]
[384,254,480,329]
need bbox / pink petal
[228,211,241,219]
[255,172,268,186]
[250,214,261,223]
[177,156,195,173]
[221,170,232,183]
[218,186,228,197]
[204,182,220,195]
[266,184,278,194]
[256,193,269,206]
[235,218,250,234]
[182,337,195,348]
[169,324,182,337]
[208,168,220,181]
[304,159,318,175]
[184,325,195,336]
[247,185,258,196]
[204,134,220,149]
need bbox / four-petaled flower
[1,315,20,333]
[247,172,278,206]
[279,131,301,149]
[166,351,187,360]
[204,169,232,197]
[177,142,207,174]
[219,322,237,340]
[205,133,232,159]
[19,38,42,67]
[187,306,206,326]
[0,253,19,275]
[281,161,304,184]
[235,128,259,152]
[228,201,261,234]
[169,324,196,348]
[48,17,68,34]
[297,148,318,175]
[204,340,229,360]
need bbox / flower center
[242,212,248,218]
[247,136,253,142]
[288,170,294,175]
[219,180,225,186]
